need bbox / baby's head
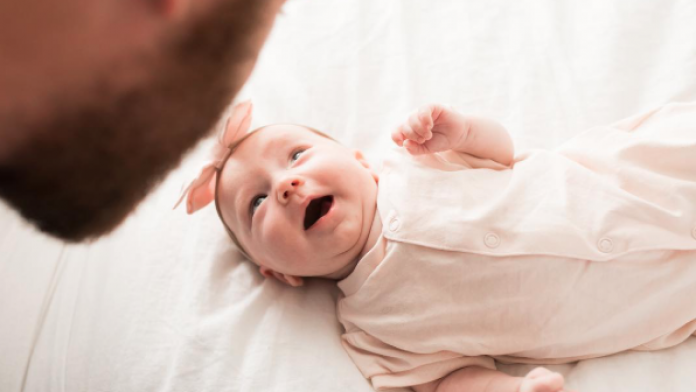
[177,102,379,287]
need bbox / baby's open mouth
[304,195,333,230]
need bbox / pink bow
[173,100,253,214]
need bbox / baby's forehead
[243,124,324,152]
[218,124,328,196]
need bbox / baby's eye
[290,149,306,163]
[250,195,266,217]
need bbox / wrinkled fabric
[338,103,696,390]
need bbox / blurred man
[0,0,285,241]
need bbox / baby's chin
[323,218,366,255]
[326,257,361,280]
[283,239,362,279]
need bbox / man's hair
[0,0,276,241]
[213,126,337,261]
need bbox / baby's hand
[519,367,574,392]
[391,104,469,155]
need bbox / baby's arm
[391,104,515,166]
[412,366,569,392]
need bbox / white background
[2,1,696,391]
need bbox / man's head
[0,0,285,241]
[215,125,379,287]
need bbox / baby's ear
[173,162,218,214]
[353,150,379,182]
[353,150,369,167]
[259,266,305,287]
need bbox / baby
[177,101,696,392]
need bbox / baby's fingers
[392,107,436,149]
[394,123,424,145]
[391,126,406,146]
[407,109,434,142]
[403,139,431,155]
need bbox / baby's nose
[277,177,304,203]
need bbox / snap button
[388,216,400,232]
[484,233,500,248]
[597,237,614,253]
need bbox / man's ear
[259,266,304,287]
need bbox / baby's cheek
[334,216,360,242]
[263,223,296,257]
[316,152,357,171]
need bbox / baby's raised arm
[391,104,514,166]
[413,366,570,392]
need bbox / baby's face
[217,125,378,281]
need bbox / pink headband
[173,100,253,214]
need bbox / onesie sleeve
[437,150,510,171]
[342,330,496,390]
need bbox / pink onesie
[337,103,696,390]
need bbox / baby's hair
[213,125,338,262]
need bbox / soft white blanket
[2,1,696,391]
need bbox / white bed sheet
[2,1,696,391]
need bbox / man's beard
[0,0,270,241]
